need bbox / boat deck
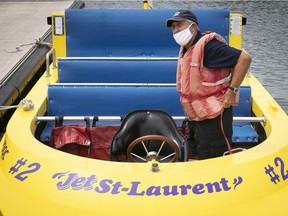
[0,1,73,83]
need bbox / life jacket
[176,32,231,121]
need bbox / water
[83,0,288,114]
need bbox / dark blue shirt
[185,31,242,68]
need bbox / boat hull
[1,70,288,215]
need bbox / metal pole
[35,115,266,123]
[58,57,178,61]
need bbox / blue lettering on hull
[52,171,243,196]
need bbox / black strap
[92,116,99,127]
[84,116,90,128]
[181,118,189,136]
[55,116,64,127]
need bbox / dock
[0,1,74,82]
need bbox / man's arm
[223,50,252,108]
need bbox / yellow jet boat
[0,8,288,216]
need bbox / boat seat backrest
[58,9,230,83]
[110,110,188,162]
[47,84,252,118]
[232,86,258,143]
[47,84,184,117]
[41,84,183,143]
[57,59,177,83]
[233,85,251,118]
[41,84,258,144]
[64,9,230,57]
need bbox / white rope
[0,99,34,111]
[4,39,52,53]
[223,148,246,156]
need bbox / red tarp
[50,125,119,160]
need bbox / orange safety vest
[176,32,232,121]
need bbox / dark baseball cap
[166,9,198,27]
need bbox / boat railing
[58,57,179,61]
[45,47,56,77]
[35,115,266,124]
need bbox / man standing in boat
[166,9,252,159]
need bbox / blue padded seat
[40,84,184,143]
[57,59,177,83]
[232,86,258,143]
[65,9,229,57]
[41,84,258,144]
[233,85,252,117]
[47,84,184,117]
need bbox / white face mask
[173,23,194,46]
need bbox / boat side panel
[229,13,243,49]
[52,12,66,60]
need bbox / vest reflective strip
[190,62,200,67]
[201,73,232,87]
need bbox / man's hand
[223,90,239,108]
